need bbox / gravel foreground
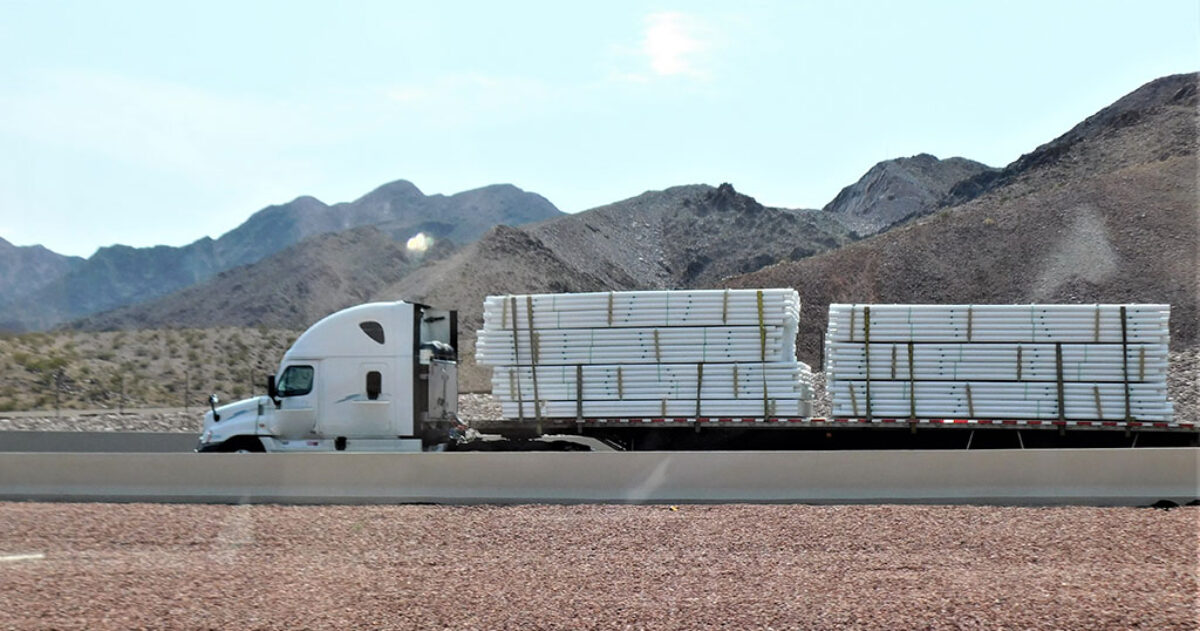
[0,503,1196,630]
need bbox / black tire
[220,436,265,453]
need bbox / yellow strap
[757,289,769,414]
[756,290,766,362]
[607,292,614,327]
[722,289,730,324]
[908,342,916,419]
[509,296,524,421]
[653,329,662,363]
[617,366,624,399]
[525,295,541,421]
[1093,385,1104,420]
[1120,305,1131,420]
[509,369,523,420]
[1054,343,1065,421]
[864,305,872,420]
[762,370,770,418]
[965,383,975,418]
[732,365,739,398]
[575,365,583,421]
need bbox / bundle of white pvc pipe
[826,304,1169,344]
[825,342,1168,382]
[478,289,813,419]
[482,289,800,330]
[476,326,796,365]
[493,362,811,401]
[501,398,809,419]
[825,304,1173,421]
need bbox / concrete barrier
[0,432,198,453]
[0,448,1196,505]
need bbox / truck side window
[366,371,382,400]
[360,321,385,344]
[277,365,314,396]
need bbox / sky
[0,1,1197,258]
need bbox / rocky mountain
[71,227,454,331]
[822,154,996,236]
[0,238,83,328]
[725,73,1199,364]
[215,181,560,270]
[0,181,560,331]
[382,184,855,389]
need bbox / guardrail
[0,449,1195,505]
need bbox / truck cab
[197,301,458,452]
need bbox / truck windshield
[277,365,314,396]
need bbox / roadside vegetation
[0,327,299,412]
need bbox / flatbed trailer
[466,416,1200,450]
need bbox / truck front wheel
[220,436,265,453]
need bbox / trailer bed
[469,416,1198,432]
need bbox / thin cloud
[611,11,714,83]
[644,12,710,77]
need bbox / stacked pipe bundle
[825,304,1173,421]
[477,289,813,419]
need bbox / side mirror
[267,374,280,408]
[208,393,221,422]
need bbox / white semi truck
[196,301,459,452]
[198,297,1197,452]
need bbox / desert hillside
[0,327,297,412]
